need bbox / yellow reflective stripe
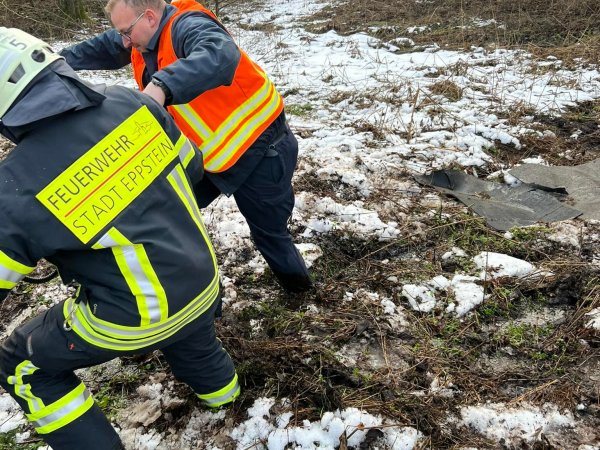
[7,360,44,413]
[203,76,282,171]
[0,250,35,289]
[26,383,94,434]
[204,74,274,155]
[135,243,169,322]
[0,250,35,274]
[197,373,240,407]
[99,228,167,325]
[178,138,196,169]
[206,83,282,172]
[172,104,212,140]
[63,275,219,350]
[167,165,213,246]
[104,230,152,325]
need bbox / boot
[273,271,314,293]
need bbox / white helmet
[0,27,63,118]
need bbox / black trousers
[194,119,309,281]
[0,297,236,449]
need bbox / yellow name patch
[37,106,178,243]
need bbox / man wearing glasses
[61,0,314,294]
[119,10,145,41]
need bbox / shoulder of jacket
[172,10,216,28]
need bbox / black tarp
[509,159,600,221]
[415,170,582,231]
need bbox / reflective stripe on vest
[130,0,284,173]
[26,383,94,434]
[0,250,35,290]
[173,73,283,172]
[197,372,240,407]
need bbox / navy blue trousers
[0,298,234,450]
[194,121,309,280]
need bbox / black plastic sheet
[415,170,582,231]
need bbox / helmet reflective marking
[0,27,64,118]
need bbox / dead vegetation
[0,0,107,38]
[0,0,599,449]
[210,211,600,448]
[305,0,600,64]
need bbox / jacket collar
[0,60,106,142]
[146,4,176,53]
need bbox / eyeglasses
[117,12,145,41]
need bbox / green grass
[285,103,314,117]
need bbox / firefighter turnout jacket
[0,84,219,350]
[0,43,239,449]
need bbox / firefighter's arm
[0,200,40,301]
[0,248,36,301]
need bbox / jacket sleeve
[59,30,132,71]
[0,197,42,301]
[151,13,241,106]
[0,248,37,301]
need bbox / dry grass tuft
[428,80,464,102]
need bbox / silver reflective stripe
[0,264,25,284]
[119,247,162,323]
[15,384,43,412]
[70,300,213,350]
[97,232,162,324]
[10,361,43,412]
[0,250,34,288]
[97,233,117,248]
[32,389,91,429]
[178,138,194,165]
[172,104,212,140]
[202,76,274,158]
[168,167,206,233]
[202,381,240,406]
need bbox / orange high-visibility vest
[131,0,284,173]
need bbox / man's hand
[143,81,167,106]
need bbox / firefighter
[60,0,314,293]
[0,27,239,450]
